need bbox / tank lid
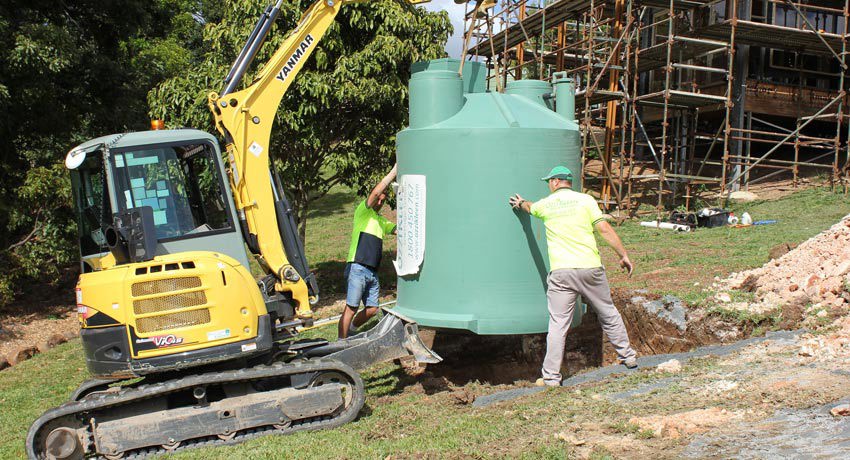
[552,71,574,85]
[505,79,553,109]
[410,58,487,94]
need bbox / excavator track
[27,359,364,460]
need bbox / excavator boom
[208,0,430,318]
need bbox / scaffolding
[464,0,850,212]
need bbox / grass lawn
[599,187,850,304]
[1,186,848,458]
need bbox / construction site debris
[636,294,687,333]
[830,404,850,417]
[616,290,747,357]
[629,407,740,439]
[655,359,682,373]
[697,208,732,228]
[729,191,759,202]
[640,221,691,232]
[795,315,850,363]
[694,379,739,396]
[554,432,586,446]
[718,214,850,313]
[0,308,78,370]
[8,346,37,366]
[668,211,698,229]
[768,242,797,261]
[36,333,67,354]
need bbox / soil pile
[715,213,850,363]
[718,214,850,312]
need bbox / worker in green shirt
[338,165,397,339]
[509,165,638,387]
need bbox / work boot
[535,378,560,387]
[623,357,638,369]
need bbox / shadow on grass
[306,190,359,220]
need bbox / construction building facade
[462,0,850,212]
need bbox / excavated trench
[409,289,752,387]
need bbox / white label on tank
[393,174,426,276]
[241,343,257,352]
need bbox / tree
[0,0,212,308]
[149,0,451,240]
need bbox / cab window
[111,142,232,241]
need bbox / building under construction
[462,0,850,212]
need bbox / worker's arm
[594,220,634,276]
[509,193,534,213]
[367,164,398,209]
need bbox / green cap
[541,165,573,182]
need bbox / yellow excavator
[26,1,438,458]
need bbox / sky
[421,0,467,58]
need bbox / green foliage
[0,0,449,307]
[0,0,211,308]
[149,0,452,238]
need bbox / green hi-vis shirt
[347,200,396,268]
[530,188,605,270]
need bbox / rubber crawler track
[26,359,365,459]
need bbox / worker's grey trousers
[542,267,636,384]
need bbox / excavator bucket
[303,308,441,369]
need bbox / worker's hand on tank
[619,255,634,277]
[387,163,398,180]
[509,193,525,209]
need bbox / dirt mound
[718,214,850,314]
[713,213,850,362]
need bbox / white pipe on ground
[640,221,692,232]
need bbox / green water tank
[392,63,583,335]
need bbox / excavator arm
[208,0,429,318]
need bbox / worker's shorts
[344,262,380,308]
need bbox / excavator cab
[68,130,251,272]
[65,129,301,378]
